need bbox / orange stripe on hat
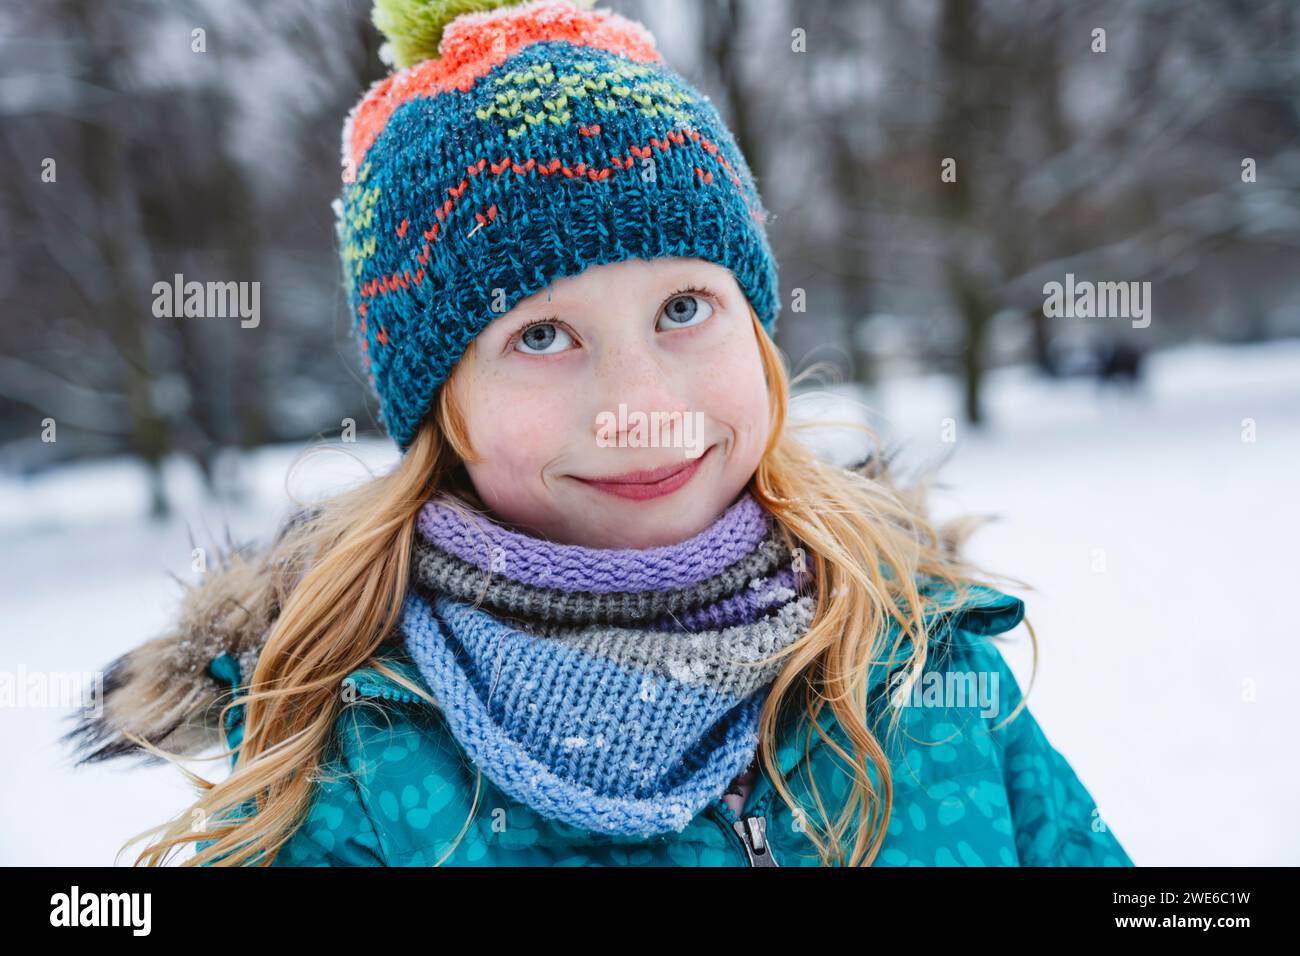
[344,0,662,175]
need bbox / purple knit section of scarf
[416,491,771,593]
[650,566,800,632]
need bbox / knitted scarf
[399,490,817,837]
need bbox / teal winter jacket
[201,583,1132,867]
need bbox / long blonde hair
[127,304,1036,867]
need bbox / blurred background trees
[2,0,1297,515]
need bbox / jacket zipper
[733,814,778,867]
[708,794,779,867]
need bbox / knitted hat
[336,0,781,450]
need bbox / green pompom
[373,0,597,69]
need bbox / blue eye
[515,321,573,355]
[657,292,714,330]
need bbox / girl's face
[446,256,770,548]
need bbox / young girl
[67,0,1133,867]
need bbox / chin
[589,490,726,547]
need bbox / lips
[573,446,714,501]
[583,459,695,485]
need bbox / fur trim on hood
[61,510,314,766]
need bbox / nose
[589,341,694,447]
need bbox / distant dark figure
[1095,337,1144,387]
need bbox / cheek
[691,340,769,450]
[460,371,574,470]
[457,367,591,528]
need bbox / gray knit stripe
[410,526,796,627]
[526,594,818,698]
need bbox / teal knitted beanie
[336,0,781,450]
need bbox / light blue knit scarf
[400,491,816,837]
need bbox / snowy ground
[2,338,1297,865]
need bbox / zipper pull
[733,815,779,867]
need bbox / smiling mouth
[572,445,715,501]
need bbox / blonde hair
[126,304,1036,867]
